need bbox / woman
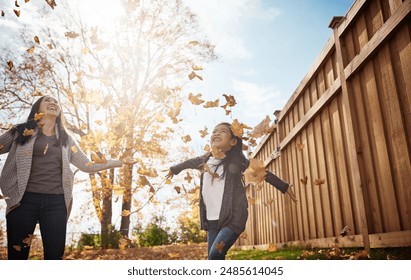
[0,96,122,260]
[166,122,297,260]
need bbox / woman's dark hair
[208,122,245,179]
[10,96,69,147]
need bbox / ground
[0,243,410,260]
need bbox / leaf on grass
[313,178,326,185]
[199,126,209,138]
[203,99,219,108]
[7,60,14,70]
[300,175,308,186]
[249,115,271,139]
[243,158,265,185]
[181,135,192,143]
[121,210,131,217]
[214,241,225,254]
[22,128,34,136]
[188,93,205,105]
[268,243,277,252]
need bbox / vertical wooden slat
[296,133,309,241]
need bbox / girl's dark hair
[208,122,245,179]
[10,96,69,147]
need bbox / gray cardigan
[170,153,289,234]
[0,128,122,216]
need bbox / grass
[227,246,411,260]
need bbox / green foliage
[138,223,170,247]
[77,226,123,249]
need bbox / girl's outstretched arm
[169,155,207,176]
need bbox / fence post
[329,16,371,253]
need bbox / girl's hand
[286,184,298,203]
[165,170,174,180]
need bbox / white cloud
[231,79,286,124]
[183,0,280,59]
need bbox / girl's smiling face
[38,96,61,117]
[211,124,237,153]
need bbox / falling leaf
[122,156,135,165]
[188,40,199,46]
[188,93,205,105]
[296,143,305,151]
[22,234,35,246]
[214,241,225,253]
[188,71,203,81]
[22,128,34,136]
[32,91,43,97]
[13,9,20,17]
[222,94,237,107]
[263,198,275,206]
[155,114,165,123]
[43,143,49,155]
[240,232,248,239]
[231,119,252,139]
[71,146,78,153]
[313,178,326,185]
[192,65,203,71]
[118,238,129,250]
[25,0,30,3]
[203,144,211,152]
[184,173,193,183]
[7,60,14,70]
[203,99,219,108]
[244,158,266,185]
[65,31,79,39]
[268,243,277,252]
[181,135,192,143]
[13,245,22,251]
[174,186,181,194]
[94,120,103,126]
[201,163,219,179]
[121,210,131,217]
[340,226,351,237]
[45,0,57,10]
[247,196,256,205]
[91,152,107,164]
[199,126,209,138]
[34,36,40,44]
[47,43,53,49]
[1,10,5,17]
[211,145,225,160]
[249,115,271,139]
[34,112,44,121]
[26,46,35,54]
[300,175,308,186]
[139,175,153,188]
[15,1,20,7]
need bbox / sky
[0,0,355,240]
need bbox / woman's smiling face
[38,96,61,117]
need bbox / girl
[166,122,296,260]
[0,96,123,259]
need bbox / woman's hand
[165,170,174,180]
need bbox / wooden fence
[238,0,411,250]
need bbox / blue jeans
[6,192,67,260]
[207,220,240,260]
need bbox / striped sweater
[0,128,122,216]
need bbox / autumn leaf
[32,91,43,97]
[155,114,166,123]
[268,243,277,252]
[240,232,248,239]
[263,198,275,206]
[199,126,209,138]
[34,112,44,121]
[192,65,203,71]
[71,146,78,153]
[184,173,193,183]
[222,94,237,107]
[203,99,219,108]
[7,60,14,70]
[15,1,20,7]
[231,119,252,138]
[188,93,205,105]
[249,115,271,139]
[27,46,35,54]
[91,152,107,164]
[214,241,225,253]
[46,0,57,10]
[121,210,131,217]
[247,196,256,205]
[139,175,153,188]
[300,175,308,186]
[65,31,79,39]
[22,234,35,246]
[340,226,351,237]
[13,245,21,252]
[122,156,136,165]
[47,43,53,49]
[174,186,181,194]
[13,9,20,17]
[23,128,34,136]
[244,158,266,185]
[1,10,5,17]
[313,178,326,185]
[203,144,211,152]
[201,163,219,179]
[296,143,305,151]
[34,36,40,44]
[188,71,203,81]
[181,135,192,143]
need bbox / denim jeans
[6,192,67,260]
[207,220,240,260]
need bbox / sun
[73,0,124,29]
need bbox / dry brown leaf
[188,93,205,105]
[203,144,211,152]
[203,99,219,108]
[13,9,20,17]
[199,126,209,138]
[244,158,266,185]
[0,144,4,151]
[34,36,40,44]
[34,112,44,121]
[296,143,305,151]
[268,243,277,252]
[340,226,351,237]
[121,210,131,217]
[174,186,181,194]
[181,135,192,143]
[46,0,57,9]
[13,245,21,251]
[201,163,219,179]
[249,115,271,139]
[22,128,35,136]
[231,119,251,138]
[91,152,107,164]
[184,173,193,184]
[240,232,248,239]
[65,31,79,39]
[214,241,225,253]
[263,198,275,206]
[71,146,78,153]
[7,60,13,70]
[1,10,5,17]
[192,65,203,71]
[313,178,326,185]
[26,46,35,54]
[300,175,308,186]
[22,234,35,246]
[247,196,256,205]
[222,94,237,107]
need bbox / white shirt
[202,157,226,220]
